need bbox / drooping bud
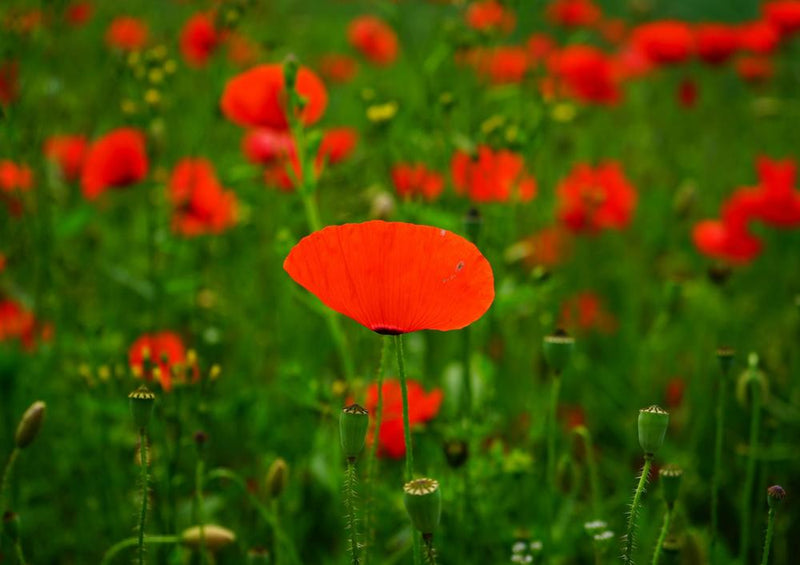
[266,458,289,499]
[3,511,20,542]
[659,465,683,508]
[542,330,575,374]
[181,524,236,552]
[767,485,786,509]
[638,405,669,456]
[339,404,369,460]
[716,347,735,376]
[128,385,156,429]
[15,401,46,449]
[403,478,441,535]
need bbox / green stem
[547,373,562,521]
[364,338,390,565]
[195,458,208,565]
[137,429,148,565]
[423,535,438,565]
[739,381,762,562]
[100,536,180,565]
[461,327,472,420]
[624,454,653,564]
[760,507,776,565]
[345,459,360,565]
[14,539,26,565]
[574,427,602,519]
[272,498,281,565]
[710,368,728,563]
[652,506,673,565]
[0,447,20,513]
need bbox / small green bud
[767,485,786,509]
[659,465,683,508]
[181,524,236,552]
[2,511,20,542]
[542,330,575,374]
[403,478,441,535]
[15,400,46,449]
[266,458,288,498]
[128,385,155,429]
[716,346,735,376]
[340,404,369,460]
[638,405,669,456]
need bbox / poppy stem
[393,334,414,481]
[344,459,360,565]
[760,506,776,565]
[651,505,672,565]
[137,428,149,565]
[710,364,728,564]
[623,454,653,564]
[547,371,561,521]
[0,447,20,516]
[739,378,762,562]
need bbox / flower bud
[266,458,288,498]
[716,346,735,376]
[638,405,669,456]
[340,404,369,460]
[659,465,683,508]
[128,385,156,429]
[767,485,786,509]
[542,330,575,374]
[181,524,236,552]
[15,401,46,449]
[403,478,441,535]
[2,511,20,542]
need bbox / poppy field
[3,0,800,564]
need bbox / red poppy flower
[557,162,636,233]
[221,63,327,130]
[168,158,237,236]
[451,146,537,203]
[348,15,398,66]
[526,33,557,68]
[546,0,601,28]
[692,219,762,264]
[43,135,87,182]
[694,24,739,65]
[129,332,187,392]
[391,163,444,202]
[549,45,620,105]
[242,128,295,165]
[0,60,19,106]
[284,221,495,335]
[631,21,694,65]
[81,128,148,200]
[598,18,628,44]
[316,127,358,167]
[736,56,774,83]
[65,2,92,26]
[0,299,35,343]
[677,78,698,108]
[465,0,516,34]
[750,156,800,227]
[763,0,800,36]
[471,46,529,84]
[0,161,33,193]
[106,16,148,51]
[319,53,359,83]
[738,21,780,54]
[180,13,220,68]
[614,43,655,79]
[516,226,572,269]
[363,378,443,458]
[559,291,617,333]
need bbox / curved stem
[0,447,19,515]
[651,506,672,565]
[624,454,653,564]
[345,459,360,565]
[710,367,727,564]
[760,507,776,565]
[739,381,762,562]
[137,429,148,565]
[100,536,180,565]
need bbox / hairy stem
[137,429,149,565]
[710,368,728,563]
[623,454,653,564]
[651,506,672,565]
[100,536,180,565]
[423,534,438,565]
[547,372,562,529]
[345,459,360,565]
[739,381,762,562]
[760,507,776,565]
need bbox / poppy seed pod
[15,400,46,449]
[767,485,786,509]
[340,404,369,460]
[403,477,442,535]
[542,330,575,374]
[128,385,156,429]
[181,524,236,551]
[659,465,683,508]
[638,405,669,455]
[266,458,288,498]
[716,346,735,376]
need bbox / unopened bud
[638,405,669,456]
[266,458,288,498]
[15,401,46,448]
[403,478,441,535]
[767,485,786,509]
[181,524,236,552]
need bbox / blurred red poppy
[517,226,572,269]
[363,378,443,458]
[284,221,495,334]
[598,18,628,44]
[180,13,220,68]
[546,0,601,28]
[0,60,19,105]
[81,128,148,200]
[526,33,557,68]
[451,146,537,203]
[465,0,516,34]
[225,32,259,67]
[665,377,686,409]
[129,332,188,392]
[738,21,780,54]
[65,2,92,26]
[44,135,87,182]
[559,291,617,333]
[0,161,33,193]
[0,298,50,351]
[319,53,359,83]
[750,156,800,227]
[391,163,444,201]
[168,158,237,236]
[631,21,694,65]
[694,24,739,65]
[348,15,398,66]
[106,16,148,51]
[692,219,762,264]
[557,162,637,233]
[471,46,529,84]
[316,127,359,168]
[763,0,800,36]
[242,128,294,165]
[550,45,620,105]
[677,78,698,108]
[736,55,774,83]
[221,63,328,130]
